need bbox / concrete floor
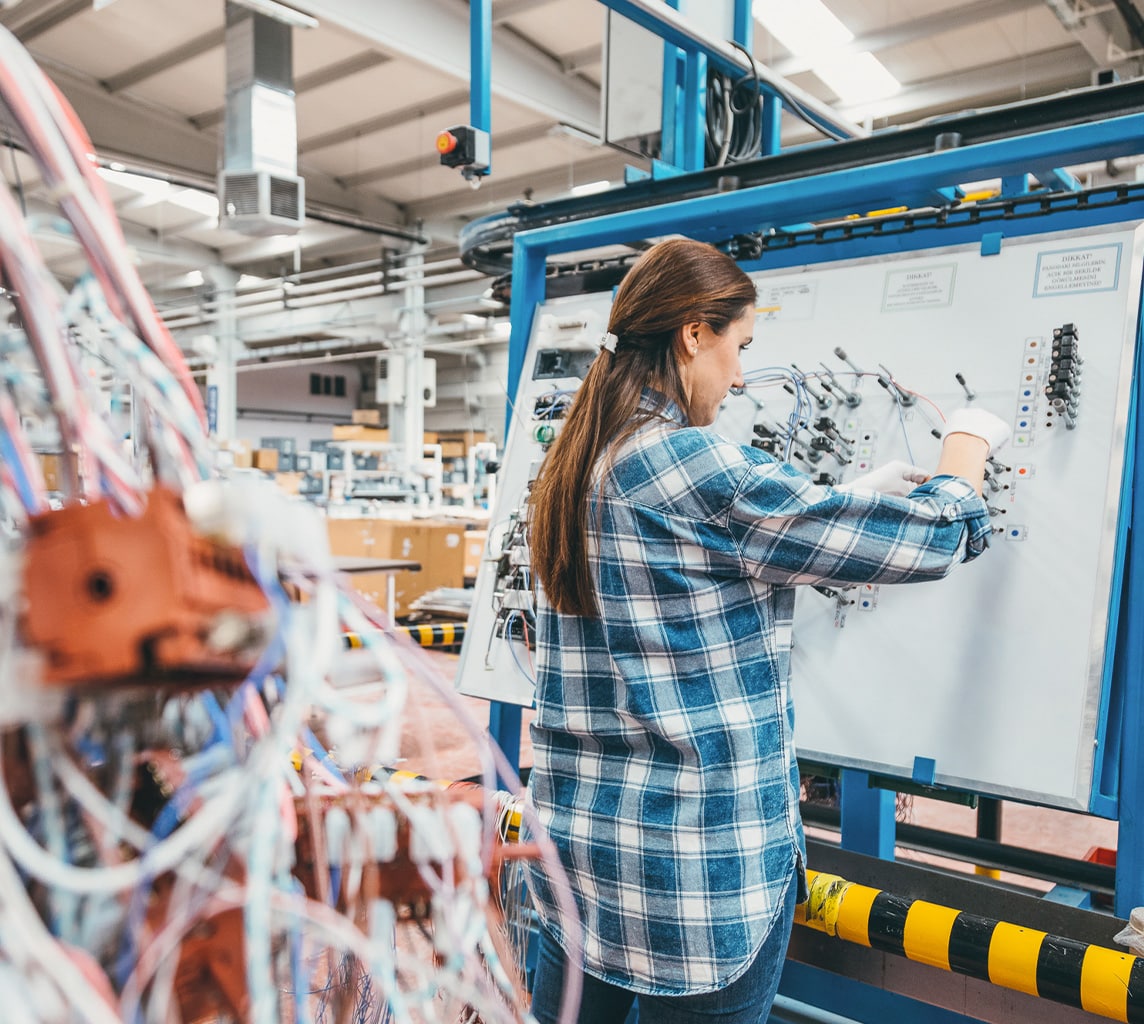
[399,647,1118,896]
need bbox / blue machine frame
[487,110,1144,922]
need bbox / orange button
[436,131,457,154]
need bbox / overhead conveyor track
[460,79,1144,281]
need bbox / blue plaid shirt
[524,397,992,995]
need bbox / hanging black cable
[703,42,766,167]
[1111,0,1144,50]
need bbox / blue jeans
[529,878,796,1024]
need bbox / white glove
[943,408,1011,457]
[838,460,930,497]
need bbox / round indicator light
[436,131,457,154]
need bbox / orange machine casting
[20,486,271,686]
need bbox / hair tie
[600,331,618,354]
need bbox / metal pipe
[164,271,485,330]
[769,995,863,1024]
[797,869,1141,1022]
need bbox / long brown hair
[529,238,757,616]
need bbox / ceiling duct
[219,1,305,236]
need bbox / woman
[524,238,1008,1024]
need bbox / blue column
[733,0,753,48]
[840,770,896,859]
[1116,308,1144,918]
[489,235,549,781]
[681,50,707,171]
[471,0,492,172]
[762,93,782,156]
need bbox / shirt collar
[639,386,688,428]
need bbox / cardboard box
[326,516,466,616]
[463,529,488,580]
[439,440,466,459]
[253,448,279,472]
[332,425,390,443]
[352,408,382,425]
[275,472,304,496]
[232,449,254,469]
[438,429,488,446]
[39,453,62,491]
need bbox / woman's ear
[680,321,703,357]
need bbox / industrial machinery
[453,3,1144,1021]
[0,20,579,1024]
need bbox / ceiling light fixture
[752,0,900,108]
[816,52,901,107]
[569,179,611,197]
[751,0,851,58]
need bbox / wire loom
[0,19,584,1024]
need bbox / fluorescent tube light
[752,0,852,58]
[569,179,611,197]
[815,51,901,106]
[753,0,901,107]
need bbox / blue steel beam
[506,110,1144,399]
[472,0,491,173]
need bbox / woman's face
[679,306,754,426]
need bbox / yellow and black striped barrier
[797,869,1144,1022]
[343,623,465,649]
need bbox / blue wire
[199,691,233,749]
[504,612,536,684]
[302,725,346,784]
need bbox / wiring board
[457,222,1144,811]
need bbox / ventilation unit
[376,354,406,405]
[375,355,437,406]
[218,2,305,235]
[219,169,304,235]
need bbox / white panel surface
[457,223,1144,809]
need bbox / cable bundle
[0,22,580,1024]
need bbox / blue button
[1010,529,1020,537]
[1018,420,1028,428]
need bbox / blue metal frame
[599,0,859,144]
[491,112,1144,919]
[471,0,491,175]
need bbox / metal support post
[203,264,239,441]
[974,797,1002,880]
[762,94,782,157]
[732,0,752,49]
[471,0,492,174]
[840,770,896,860]
[1115,305,1144,918]
[659,0,683,170]
[488,236,548,773]
[393,250,427,478]
[681,49,706,172]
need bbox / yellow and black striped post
[797,869,1144,1022]
[343,623,465,649]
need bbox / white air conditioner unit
[376,353,406,405]
[218,169,305,236]
[376,355,437,407]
